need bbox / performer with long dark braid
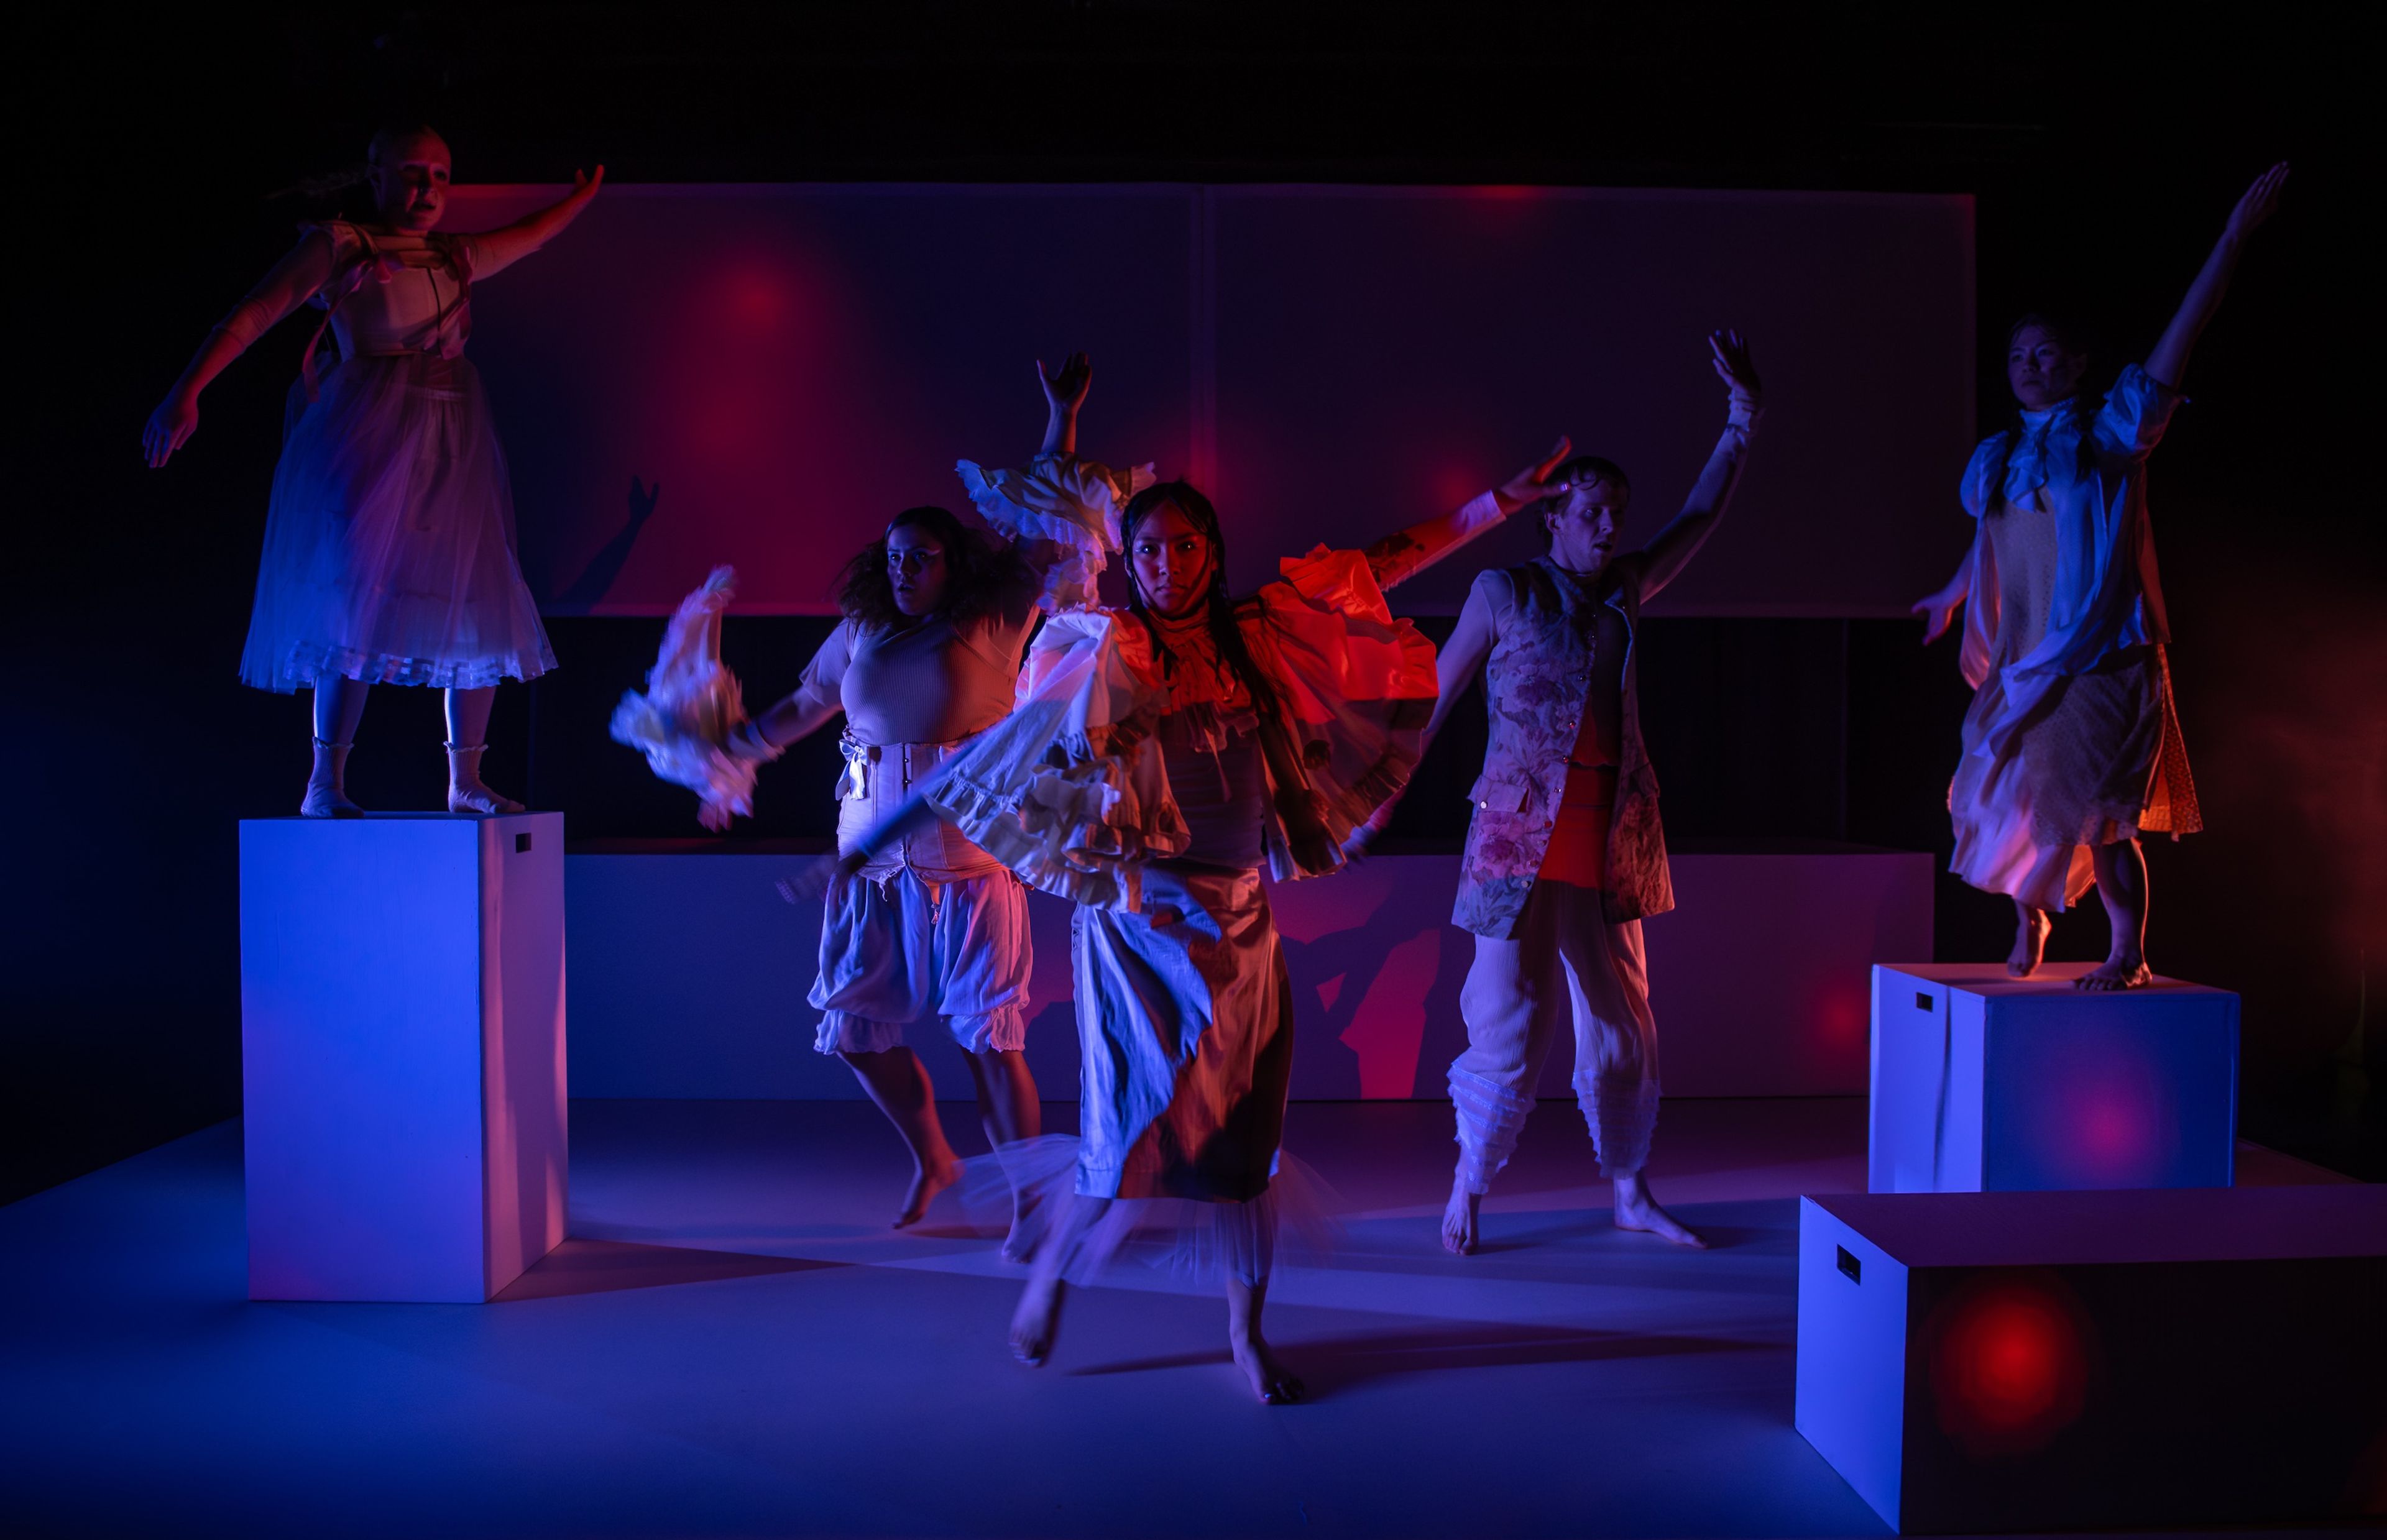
[814,362,1575,1401]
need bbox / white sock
[301,738,363,818]
[445,742,525,816]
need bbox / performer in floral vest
[1358,331,1763,1255]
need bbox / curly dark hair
[832,505,1021,630]
[1119,480,1283,720]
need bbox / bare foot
[893,1158,960,1229]
[2008,907,2051,978]
[1230,1327,1305,1404]
[999,1188,1043,1264]
[1612,1172,1708,1249]
[2076,953,2153,991]
[1441,1178,1483,1255]
[1010,1274,1065,1366]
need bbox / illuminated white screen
[449,183,1972,616]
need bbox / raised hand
[1037,351,1092,455]
[571,165,605,203]
[1708,329,1762,408]
[1494,436,1573,513]
[776,850,859,907]
[1039,351,1092,417]
[2224,162,2289,243]
[143,390,199,468]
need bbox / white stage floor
[0,1098,2354,1539]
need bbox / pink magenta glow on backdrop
[446,184,1975,617]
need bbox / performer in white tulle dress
[714,355,1151,1248]
[144,126,602,816]
[1912,163,2286,989]
[821,373,1573,1402]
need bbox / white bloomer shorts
[809,865,1032,1055]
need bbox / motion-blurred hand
[776,850,860,906]
[1911,587,1962,646]
[1494,436,1573,514]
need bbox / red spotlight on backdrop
[1928,1269,2092,1458]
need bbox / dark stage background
[9,5,2380,1202]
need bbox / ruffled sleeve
[927,609,1187,912]
[607,567,760,831]
[2092,363,2185,462]
[955,452,1157,612]
[1248,547,1441,877]
[1959,433,2008,520]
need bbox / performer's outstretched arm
[467,167,606,278]
[2145,163,2287,392]
[142,229,344,467]
[1635,331,1764,600]
[1363,439,1577,592]
[745,624,852,753]
[1341,519,1507,859]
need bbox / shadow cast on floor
[493,1239,845,1302]
[1069,1320,1764,1395]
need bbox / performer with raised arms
[1911,164,2286,988]
[1353,331,1764,1257]
[816,363,1575,1401]
[145,126,602,816]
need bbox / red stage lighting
[1928,1270,2092,1458]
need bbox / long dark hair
[1985,312,2105,503]
[1120,480,1282,718]
[834,505,1019,630]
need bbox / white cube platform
[1869,962,2237,1194]
[1795,1187,2387,1532]
[241,813,566,1302]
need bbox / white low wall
[565,848,1932,1101]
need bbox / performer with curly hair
[1911,163,2287,988]
[811,359,1575,1401]
[723,355,1149,1249]
[144,125,602,817]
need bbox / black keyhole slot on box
[1836,1245,1862,1284]
[1915,991,1932,1011]
[515,833,533,854]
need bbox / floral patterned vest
[1453,555,1671,937]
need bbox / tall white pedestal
[1869,963,2237,1194]
[241,814,566,1302]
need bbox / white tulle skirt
[967,1135,1340,1288]
[239,352,556,693]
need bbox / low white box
[1795,1188,2386,1532]
[240,813,566,1301]
[1869,962,2237,1193]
